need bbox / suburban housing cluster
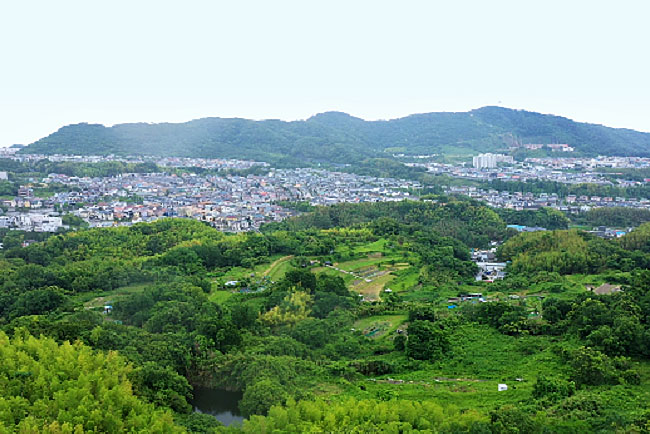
[408,157,648,186]
[1,159,420,233]
[0,152,648,236]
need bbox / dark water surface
[192,387,244,426]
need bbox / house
[18,187,33,198]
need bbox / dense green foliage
[2,200,650,432]
[619,222,650,253]
[498,229,650,275]
[496,207,569,230]
[0,158,161,178]
[0,331,180,432]
[0,180,17,196]
[572,207,650,228]
[242,398,490,432]
[22,107,650,166]
[264,198,507,248]
[404,320,451,360]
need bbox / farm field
[312,252,413,301]
[354,314,407,339]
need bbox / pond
[192,387,244,426]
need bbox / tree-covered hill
[21,107,650,164]
[3,202,650,432]
[263,199,507,248]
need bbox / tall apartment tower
[473,153,498,169]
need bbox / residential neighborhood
[0,157,421,233]
[1,152,648,236]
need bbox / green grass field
[354,314,407,340]
[336,256,398,271]
[209,290,234,304]
[78,283,149,310]
[354,238,391,253]
[210,254,292,285]
[264,255,294,281]
[390,267,420,293]
[337,323,573,411]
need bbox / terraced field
[313,253,411,301]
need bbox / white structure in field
[472,153,514,169]
[498,384,508,392]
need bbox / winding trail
[262,255,294,277]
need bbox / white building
[473,153,514,169]
[473,154,496,169]
[547,144,574,152]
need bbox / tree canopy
[0,331,181,432]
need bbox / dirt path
[262,255,294,277]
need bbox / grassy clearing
[261,255,293,276]
[336,256,398,272]
[312,266,358,286]
[209,290,234,304]
[352,272,395,301]
[355,238,390,253]
[79,284,149,310]
[350,379,532,412]
[437,324,568,380]
[354,314,407,340]
[210,254,292,285]
[333,237,392,256]
[264,255,294,281]
[313,254,407,301]
[311,252,419,301]
[338,323,567,410]
[401,285,448,303]
[390,267,420,293]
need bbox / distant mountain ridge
[21,107,650,165]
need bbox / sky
[1,0,649,146]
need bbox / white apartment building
[472,153,513,169]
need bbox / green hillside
[2,202,650,432]
[21,107,650,165]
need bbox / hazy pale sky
[1,0,649,146]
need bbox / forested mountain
[21,107,650,165]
